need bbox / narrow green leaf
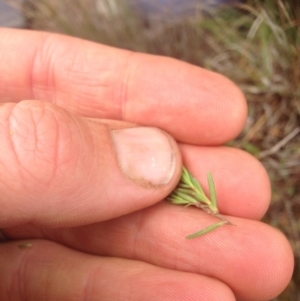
[176,187,196,195]
[167,196,186,205]
[177,183,191,189]
[186,221,225,239]
[168,194,192,205]
[175,191,198,204]
[191,176,206,197]
[193,193,211,206]
[181,167,191,185]
[207,172,218,213]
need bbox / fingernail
[111,127,176,187]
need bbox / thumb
[0,101,181,228]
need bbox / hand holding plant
[0,29,294,301]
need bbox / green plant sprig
[167,166,231,239]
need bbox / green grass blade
[186,221,225,239]
[181,167,192,185]
[207,172,218,213]
[191,176,206,197]
[167,195,190,205]
[174,191,198,204]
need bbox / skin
[0,28,294,301]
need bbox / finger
[0,100,181,228]
[0,240,235,301]
[180,144,271,219]
[5,204,293,301]
[0,28,247,145]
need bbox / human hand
[0,29,293,301]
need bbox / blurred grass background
[5,0,300,299]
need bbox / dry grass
[6,0,300,299]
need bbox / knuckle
[1,101,78,192]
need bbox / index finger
[0,28,247,145]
